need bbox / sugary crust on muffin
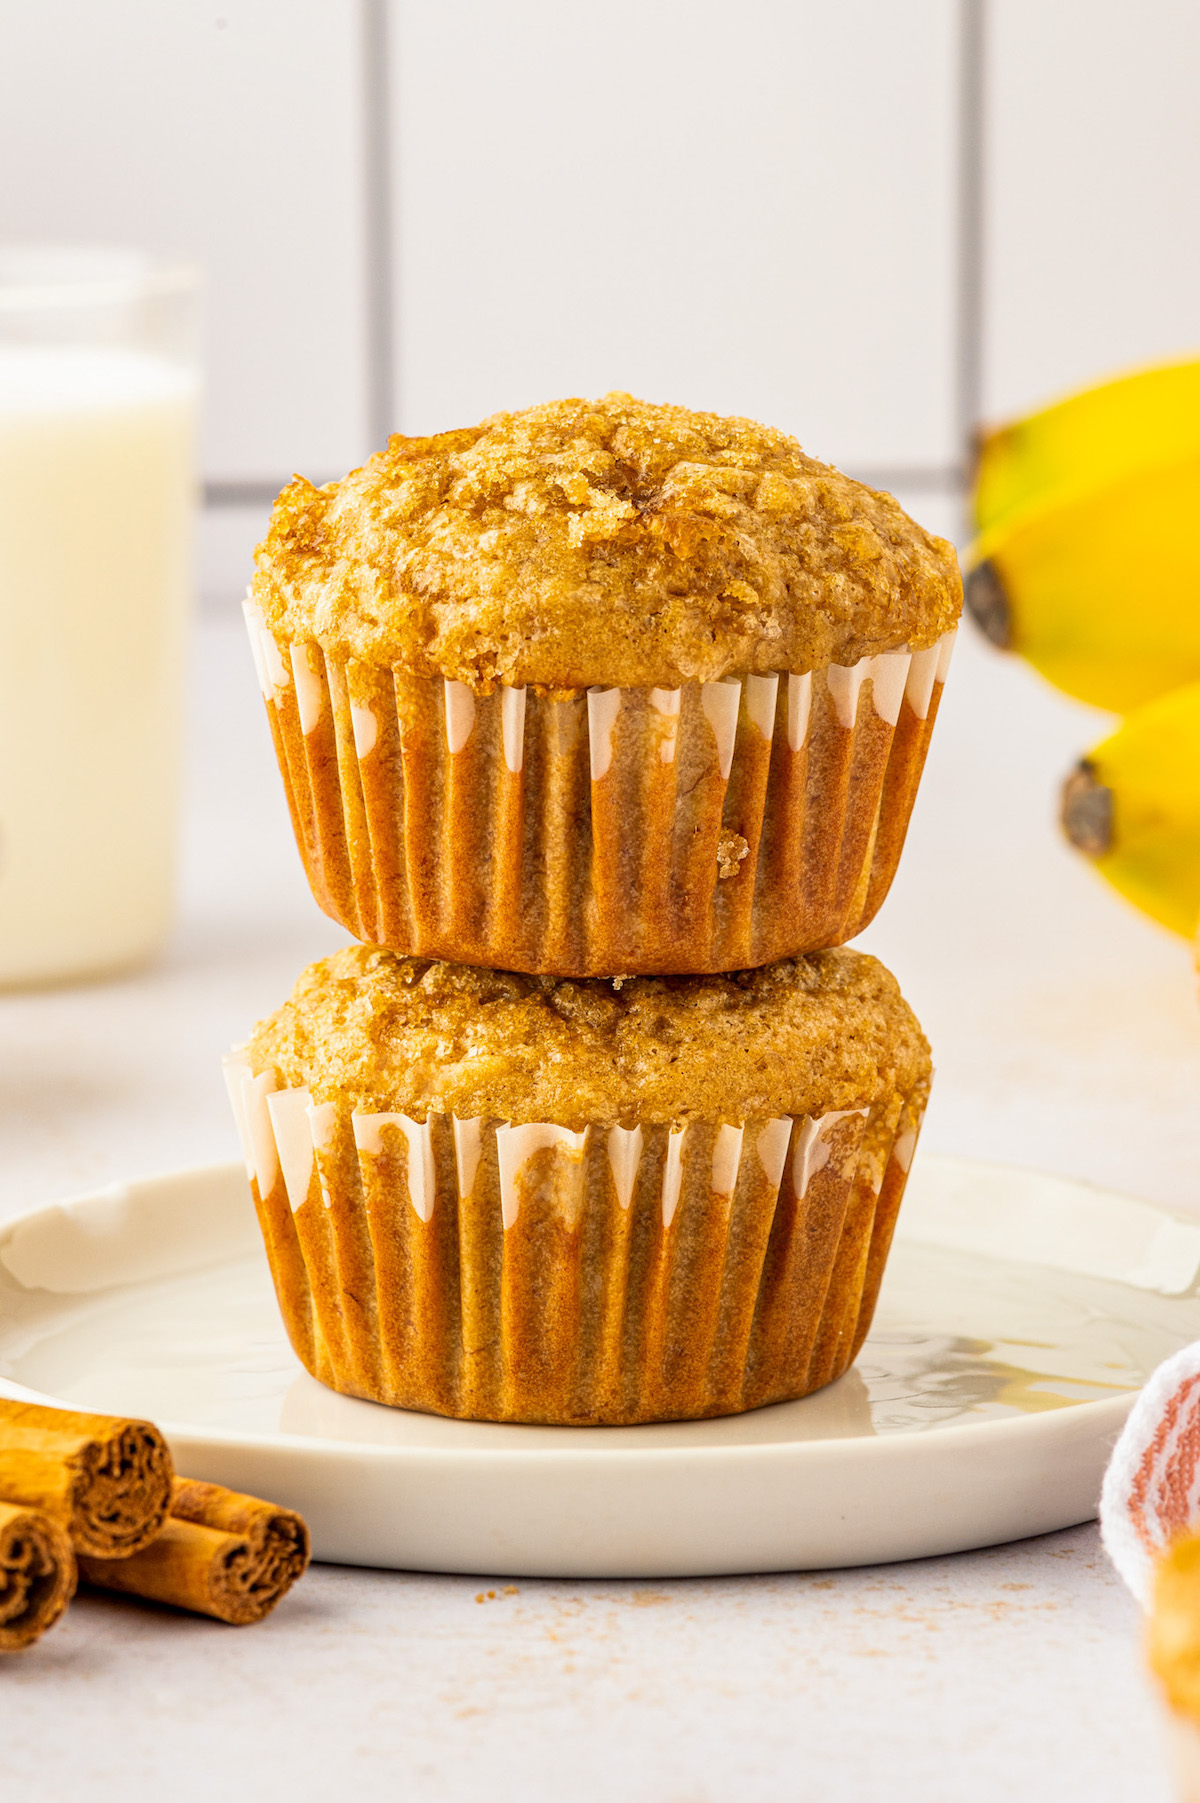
[252,393,961,691]
[248,944,931,1129]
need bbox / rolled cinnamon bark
[0,1399,173,1558]
[0,1500,76,1652]
[79,1478,311,1625]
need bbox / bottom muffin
[225,946,931,1425]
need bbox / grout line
[203,479,338,508]
[846,465,966,495]
[361,0,396,453]
[956,0,987,469]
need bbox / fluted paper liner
[244,602,955,976]
[225,1051,925,1425]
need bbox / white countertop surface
[2,613,1199,1802]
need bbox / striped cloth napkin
[1101,1342,1200,1605]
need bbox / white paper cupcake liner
[224,1049,926,1425]
[243,602,955,976]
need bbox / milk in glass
[0,264,199,985]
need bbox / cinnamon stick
[0,1398,173,1559]
[79,1477,310,1625]
[0,1500,76,1651]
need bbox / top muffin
[252,392,960,691]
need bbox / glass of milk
[0,248,200,986]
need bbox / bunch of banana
[1060,682,1200,938]
[966,357,1200,939]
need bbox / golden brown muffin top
[248,944,931,1129]
[252,393,961,691]
[1150,1534,1200,1720]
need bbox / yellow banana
[967,358,1200,713]
[1061,679,1200,938]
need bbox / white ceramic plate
[1,1153,1198,1578]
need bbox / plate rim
[0,1151,1170,1466]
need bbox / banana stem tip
[1061,760,1114,858]
[963,560,1013,651]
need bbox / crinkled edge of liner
[243,598,956,779]
[224,1050,919,1232]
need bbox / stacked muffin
[226,394,960,1425]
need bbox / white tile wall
[199,503,274,609]
[390,0,959,476]
[3,1,1198,602]
[984,0,1200,423]
[0,0,369,484]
